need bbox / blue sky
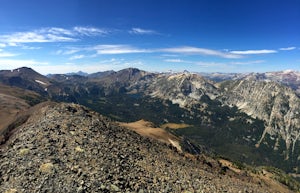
[0,0,299,74]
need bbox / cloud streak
[94,44,149,54]
[0,31,76,43]
[69,54,85,60]
[0,59,48,66]
[230,49,277,55]
[0,52,17,57]
[161,46,242,59]
[129,28,159,35]
[230,60,265,65]
[0,49,17,57]
[164,58,265,68]
[73,27,109,36]
[164,58,227,68]
[164,59,184,63]
[0,27,110,44]
[62,44,244,59]
[279,47,296,51]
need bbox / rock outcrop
[221,79,300,159]
[146,72,219,108]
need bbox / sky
[0,0,299,74]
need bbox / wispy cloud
[164,58,265,68]
[164,58,226,68]
[0,26,110,44]
[161,54,179,57]
[194,61,227,68]
[94,44,149,54]
[0,49,17,57]
[0,59,48,66]
[59,44,244,60]
[21,45,41,50]
[164,59,184,63]
[73,26,109,36]
[69,54,85,60]
[56,49,80,55]
[43,27,74,36]
[161,46,242,59]
[129,27,159,35]
[230,49,277,55]
[0,52,17,57]
[230,60,265,65]
[279,47,296,51]
[0,31,76,43]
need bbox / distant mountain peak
[282,69,296,74]
[119,67,143,74]
[9,67,36,73]
[66,71,89,76]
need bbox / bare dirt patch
[160,123,191,129]
[119,120,182,152]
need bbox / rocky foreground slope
[0,102,288,193]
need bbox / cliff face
[145,72,220,108]
[220,79,300,159]
[0,103,275,192]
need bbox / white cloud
[94,44,149,54]
[73,26,109,36]
[0,59,48,69]
[164,58,265,68]
[230,60,265,65]
[21,45,41,50]
[0,43,6,47]
[69,54,85,60]
[0,52,17,57]
[42,27,74,36]
[98,58,124,64]
[61,44,243,59]
[164,59,184,63]
[230,49,277,55]
[164,58,226,68]
[7,42,19,47]
[129,27,159,35]
[56,49,80,55]
[0,49,17,57]
[279,47,296,51]
[0,26,110,45]
[194,61,227,68]
[161,46,242,59]
[161,54,179,57]
[0,31,76,43]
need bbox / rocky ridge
[0,103,281,193]
[220,79,300,159]
[145,72,219,108]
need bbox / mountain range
[1,67,300,192]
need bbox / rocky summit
[0,102,282,193]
